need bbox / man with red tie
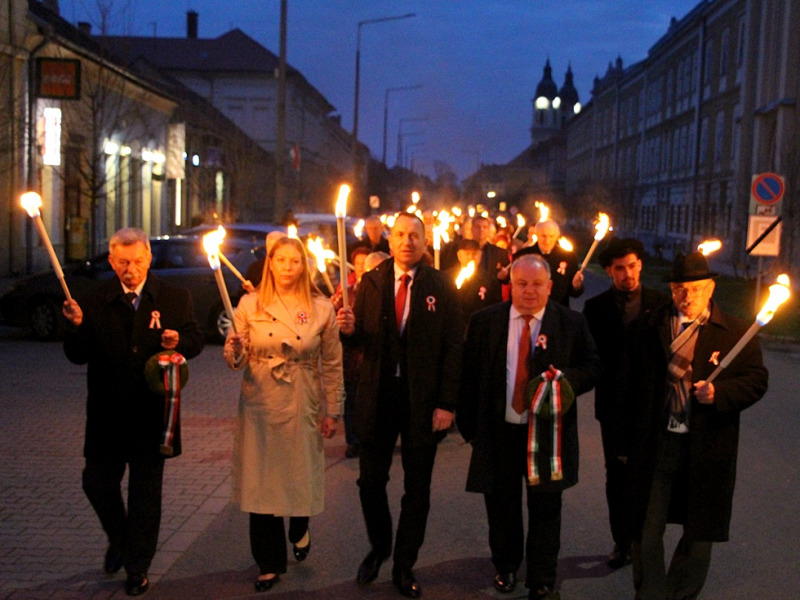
[457,254,601,600]
[337,213,462,598]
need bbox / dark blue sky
[59,0,701,180]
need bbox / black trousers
[600,418,631,550]
[357,376,438,574]
[249,513,309,574]
[82,454,165,575]
[484,423,563,591]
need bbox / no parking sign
[749,172,784,216]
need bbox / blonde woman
[224,236,344,592]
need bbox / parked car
[0,235,264,343]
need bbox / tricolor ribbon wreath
[157,352,187,457]
[524,366,575,486]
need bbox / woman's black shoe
[292,532,310,561]
[254,574,279,592]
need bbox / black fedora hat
[665,251,718,283]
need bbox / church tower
[531,60,581,144]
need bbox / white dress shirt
[505,304,546,424]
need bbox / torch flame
[516,214,526,228]
[594,213,611,241]
[306,236,336,274]
[558,237,574,251]
[354,218,365,239]
[20,191,43,217]
[203,229,224,270]
[756,274,791,326]
[535,201,550,222]
[411,191,420,205]
[335,184,350,217]
[496,215,507,229]
[455,261,476,290]
[287,224,299,239]
[697,239,722,256]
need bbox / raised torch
[213,226,247,284]
[307,236,336,295]
[20,192,72,301]
[335,184,351,307]
[203,229,237,333]
[455,261,476,290]
[579,212,611,274]
[707,273,790,383]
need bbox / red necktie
[395,274,410,332]
[512,315,534,414]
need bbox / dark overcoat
[346,258,462,448]
[625,301,768,542]
[64,275,205,460]
[513,244,582,306]
[582,285,669,452]
[457,300,601,493]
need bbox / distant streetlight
[351,13,416,182]
[383,84,422,165]
[397,117,428,166]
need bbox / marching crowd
[60,208,768,600]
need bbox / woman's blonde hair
[257,236,322,313]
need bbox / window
[720,29,730,77]
[714,111,725,162]
[704,39,714,85]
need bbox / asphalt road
[2,272,799,599]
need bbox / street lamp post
[383,84,422,165]
[351,13,415,195]
[397,117,428,166]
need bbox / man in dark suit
[513,219,584,306]
[471,214,511,278]
[444,238,504,332]
[337,213,462,598]
[457,254,601,600]
[62,228,204,596]
[624,251,768,600]
[582,237,669,569]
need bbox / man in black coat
[443,238,504,332]
[583,237,669,568]
[63,228,204,596]
[337,213,462,598]
[471,214,511,280]
[624,251,768,600]
[513,219,584,307]
[458,254,601,600]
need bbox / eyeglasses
[671,282,710,297]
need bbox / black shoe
[356,549,388,585]
[254,574,279,592]
[103,546,123,574]
[529,586,560,600]
[124,573,149,596]
[292,532,311,562]
[493,571,517,593]
[607,544,631,569]
[392,570,421,598]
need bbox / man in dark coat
[624,251,768,600]
[457,254,601,600]
[444,238,504,332]
[62,228,204,596]
[582,237,669,568]
[337,213,462,598]
[353,214,390,254]
[513,219,584,307]
[471,214,511,280]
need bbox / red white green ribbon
[159,353,186,456]
[526,367,565,485]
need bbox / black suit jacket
[64,275,205,460]
[345,258,462,448]
[443,264,503,331]
[582,285,669,449]
[457,300,601,493]
[514,244,583,306]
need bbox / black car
[0,235,264,343]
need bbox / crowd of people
[60,210,769,599]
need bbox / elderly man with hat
[582,237,669,569]
[623,251,768,600]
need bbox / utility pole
[274,0,288,221]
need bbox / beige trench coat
[224,292,344,515]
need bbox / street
[2,273,799,599]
